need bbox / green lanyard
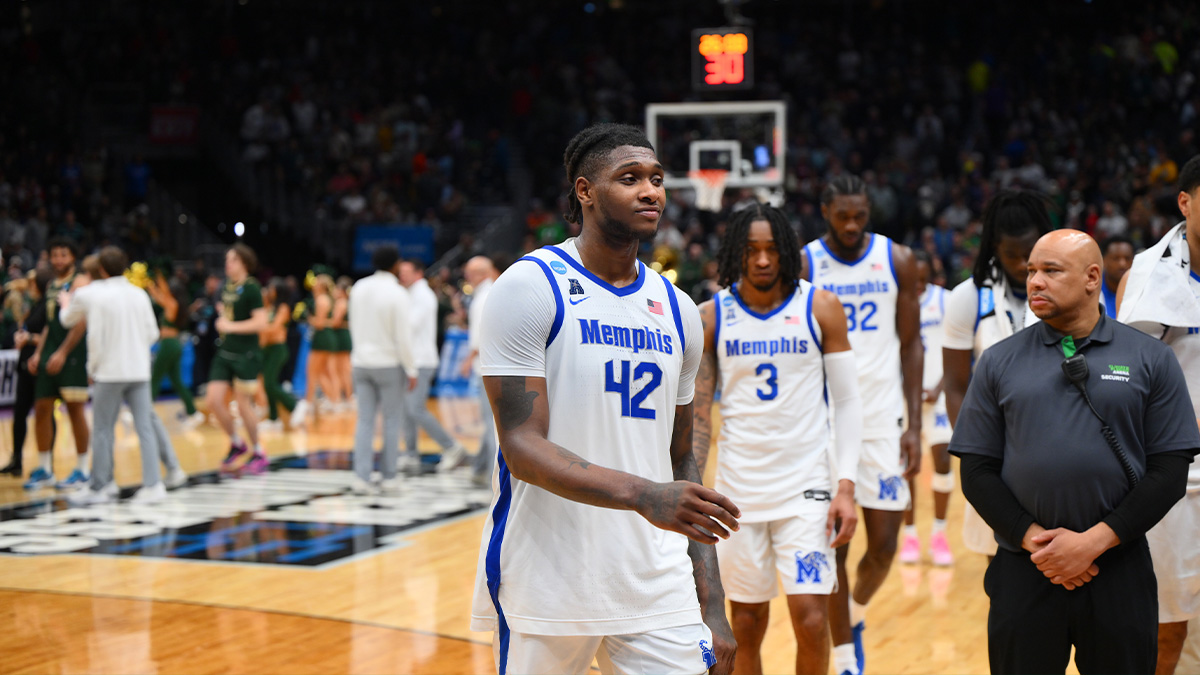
[1061,335,1077,358]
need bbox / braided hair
[973,190,1053,289]
[819,174,868,206]
[717,203,803,294]
[562,123,655,225]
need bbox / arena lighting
[234,222,245,237]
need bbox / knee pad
[931,471,955,494]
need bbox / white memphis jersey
[804,233,903,438]
[713,281,831,522]
[470,239,705,637]
[1157,272,1200,492]
[920,283,947,391]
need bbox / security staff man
[950,230,1200,674]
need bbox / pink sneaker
[242,453,269,476]
[899,532,921,564]
[930,530,954,566]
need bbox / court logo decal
[0,451,491,568]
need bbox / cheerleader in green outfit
[146,271,204,426]
[331,276,354,407]
[306,274,342,413]
[260,279,310,428]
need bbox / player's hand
[900,428,921,479]
[827,482,858,548]
[922,388,938,403]
[46,350,66,376]
[13,329,28,350]
[407,375,418,391]
[705,614,737,675]
[28,353,40,375]
[635,481,740,545]
[215,316,231,334]
[459,358,473,378]
[1029,528,1105,584]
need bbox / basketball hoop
[688,169,729,213]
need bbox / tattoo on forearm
[671,409,695,478]
[555,446,592,471]
[495,377,539,430]
[693,355,716,474]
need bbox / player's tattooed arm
[692,300,719,476]
[671,404,738,675]
[485,375,660,510]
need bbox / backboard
[645,100,786,190]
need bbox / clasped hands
[1021,522,1119,590]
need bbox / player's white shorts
[857,437,911,511]
[922,399,952,447]
[962,502,998,555]
[494,622,715,675]
[716,500,837,603]
[1147,491,1200,623]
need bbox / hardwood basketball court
[0,400,995,674]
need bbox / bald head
[1027,230,1104,330]
[464,256,497,287]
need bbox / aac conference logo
[0,453,490,568]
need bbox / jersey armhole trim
[887,239,898,284]
[663,275,686,355]
[806,285,822,353]
[973,286,985,333]
[518,256,564,348]
[484,448,513,675]
[713,290,723,345]
[802,247,813,282]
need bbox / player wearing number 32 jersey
[471,123,739,675]
[802,175,923,675]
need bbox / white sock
[850,599,868,627]
[904,524,918,537]
[231,433,243,447]
[39,451,52,472]
[254,444,266,457]
[932,518,947,534]
[833,643,859,675]
[76,452,90,473]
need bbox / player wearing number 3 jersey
[694,204,862,675]
[470,123,740,675]
[802,175,923,675]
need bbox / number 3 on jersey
[605,359,662,419]
[843,300,878,332]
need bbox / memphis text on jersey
[819,279,890,297]
[579,318,674,355]
[724,336,810,358]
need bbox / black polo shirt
[949,313,1199,551]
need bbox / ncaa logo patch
[722,294,734,306]
[549,260,568,275]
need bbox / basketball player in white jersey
[1117,155,1200,675]
[942,191,1052,558]
[470,123,740,675]
[802,175,922,675]
[693,204,861,675]
[899,250,954,566]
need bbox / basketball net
[688,169,728,213]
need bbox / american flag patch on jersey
[785,315,800,325]
[647,299,664,315]
[872,262,885,271]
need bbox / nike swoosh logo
[569,297,590,305]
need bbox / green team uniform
[150,298,197,415]
[262,305,298,420]
[36,271,89,402]
[334,305,352,352]
[311,294,339,352]
[210,277,264,385]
